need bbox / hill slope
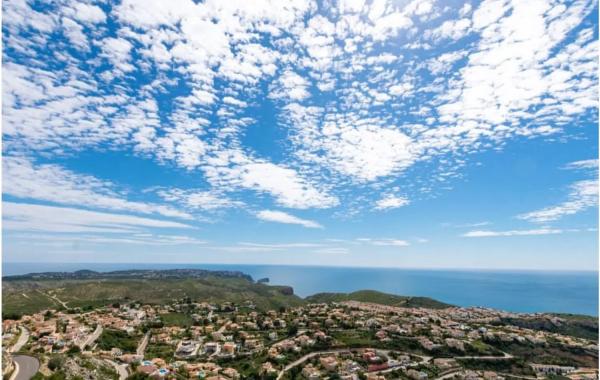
[305,289,453,309]
[2,271,302,318]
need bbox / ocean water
[3,262,598,316]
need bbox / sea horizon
[4,261,598,316]
[4,261,599,273]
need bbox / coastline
[3,263,598,316]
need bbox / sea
[3,262,598,316]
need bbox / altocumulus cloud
[1,0,597,227]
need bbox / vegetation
[306,289,453,309]
[160,312,194,327]
[96,329,139,353]
[144,343,175,360]
[496,314,599,341]
[3,275,305,317]
[457,357,534,376]
[488,339,598,368]
[3,272,455,320]
[331,330,379,348]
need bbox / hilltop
[3,268,254,282]
[2,269,301,318]
[306,289,453,309]
[2,269,453,320]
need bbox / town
[2,297,598,380]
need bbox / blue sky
[2,0,598,270]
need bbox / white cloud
[238,242,325,249]
[518,179,598,223]
[102,37,134,72]
[2,0,597,218]
[256,210,322,229]
[563,159,599,170]
[355,237,410,246]
[208,160,339,209]
[371,239,410,247]
[319,124,414,181]
[3,202,192,233]
[271,70,310,101]
[157,188,242,211]
[436,0,597,144]
[370,11,413,41]
[65,3,106,24]
[389,82,414,97]
[9,232,206,246]
[518,159,598,223]
[462,228,563,237]
[312,247,349,254]
[375,195,410,210]
[425,18,472,41]
[3,156,192,219]
[427,50,468,75]
[445,221,491,228]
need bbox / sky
[2,0,598,270]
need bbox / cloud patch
[256,210,322,229]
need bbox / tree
[287,325,298,337]
[48,356,64,371]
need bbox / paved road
[137,332,150,356]
[276,346,511,380]
[455,352,513,360]
[106,360,128,380]
[276,347,428,380]
[10,355,39,380]
[79,325,103,350]
[10,328,29,353]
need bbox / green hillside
[3,273,454,319]
[2,275,304,318]
[497,313,599,341]
[305,289,453,309]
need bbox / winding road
[9,355,39,380]
[275,346,513,380]
[9,327,30,353]
[276,348,429,380]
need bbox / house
[302,364,321,380]
[176,340,199,358]
[320,355,338,372]
[260,362,278,376]
[446,338,465,352]
[407,369,428,380]
[204,342,220,355]
[221,368,240,379]
[137,362,158,376]
[222,342,236,355]
[531,364,575,375]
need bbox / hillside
[495,313,599,341]
[3,268,254,282]
[3,270,455,318]
[305,289,453,309]
[2,272,303,318]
